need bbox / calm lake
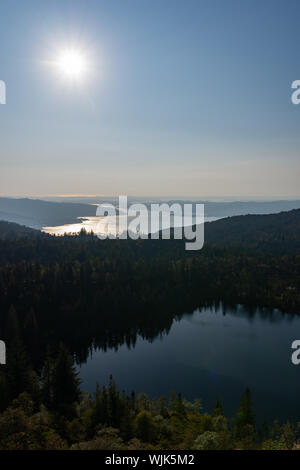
[78,305,300,424]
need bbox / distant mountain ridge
[0,207,299,255]
[1,197,300,230]
[0,197,95,228]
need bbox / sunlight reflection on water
[43,217,103,236]
[43,216,219,236]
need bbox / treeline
[204,208,300,255]
[0,215,300,449]
[0,229,299,368]
[0,343,299,450]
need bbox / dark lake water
[78,305,300,424]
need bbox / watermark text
[96,196,204,251]
[0,80,6,104]
[291,80,300,105]
[0,340,6,365]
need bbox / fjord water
[78,305,300,423]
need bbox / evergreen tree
[212,397,224,417]
[52,343,81,417]
[24,307,38,350]
[120,397,134,441]
[159,396,168,418]
[5,336,30,400]
[0,371,9,412]
[169,391,177,412]
[135,410,156,443]
[234,387,255,440]
[174,393,186,415]
[5,305,19,342]
[108,375,121,427]
[41,347,54,408]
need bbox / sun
[55,49,88,81]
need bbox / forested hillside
[0,221,44,241]
[0,210,299,449]
[205,209,300,254]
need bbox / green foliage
[134,410,156,443]
[71,427,125,450]
[234,387,255,441]
[0,373,298,450]
[0,213,300,449]
[0,226,299,373]
[212,397,223,417]
[193,431,222,450]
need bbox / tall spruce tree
[234,387,255,440]
[52,343,81,417]
[41,347,54,408]
[212,397,224,417]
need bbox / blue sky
[0,0,299,198]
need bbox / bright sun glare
[56,49,88,80]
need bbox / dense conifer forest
[0,210,300,449]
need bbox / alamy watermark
[0,341,6,365]
[95,196,204,251]
[0,80,6,104]
[291,80,300,105]
[291,340,300,365]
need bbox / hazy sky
[0,0,299,198]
